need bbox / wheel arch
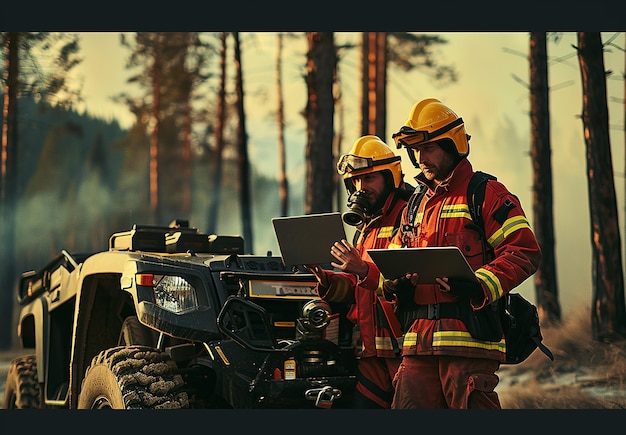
[17,299,47,385]
[68,271,133,408]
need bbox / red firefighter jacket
[360,158,542,362]
[314,186,411,358]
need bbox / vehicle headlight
[137,273,199,313]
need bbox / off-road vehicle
[2,221,357,409]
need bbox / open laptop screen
[272,212,347,267]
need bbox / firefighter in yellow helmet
[356,99,542,409]
[393,97,470,169]
[306,135,414,408]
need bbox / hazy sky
[70,32,625,315]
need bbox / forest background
[0,30,624,351]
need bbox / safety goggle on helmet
[337,154,402,175]
[337,135,403,193]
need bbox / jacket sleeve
[356,260,386,296]
[472,180,542,308]
[314,269,358,304]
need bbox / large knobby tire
[77,346,189,409]
[118,316,158,346]
[2,355,42,409]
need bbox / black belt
[402,303,462,321]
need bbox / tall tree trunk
[233,32,253,253]
[207,32,227,234]
[276,33,289,217]
[360,32,387,138]
[0,32,19,349]
[181,96,192,214]
[529,32,561,324]
[375,32,387,139]
[577,32,626,341]
[623,33,626,277]
[366,32,376,135]
[360,32,369,136]
[305,32,336,214]
[150,40,162,224]
[167,31,193,218]
[334,66,344,212]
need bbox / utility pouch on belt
[462,302,503,342]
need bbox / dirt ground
[2,305,626,409]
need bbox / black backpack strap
[407,185,426,225]
[390,186,415,238]
[400,185,427,248]
[466,171,496,230]
[532,336,555,361]
[466,171,496,263]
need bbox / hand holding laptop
[385,273,483,307]
[437,276,483,298]
[367,246,477,284]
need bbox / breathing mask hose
[342,190,369,226]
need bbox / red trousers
[354,356,401,408]
[391,355,501,409]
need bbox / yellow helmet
[337,135,402,192]
[392,98,470,163]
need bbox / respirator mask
[342,190,370,227]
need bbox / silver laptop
[272,212,347,266]
[367,246,477,284]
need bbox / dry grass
[497,305,626,409]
